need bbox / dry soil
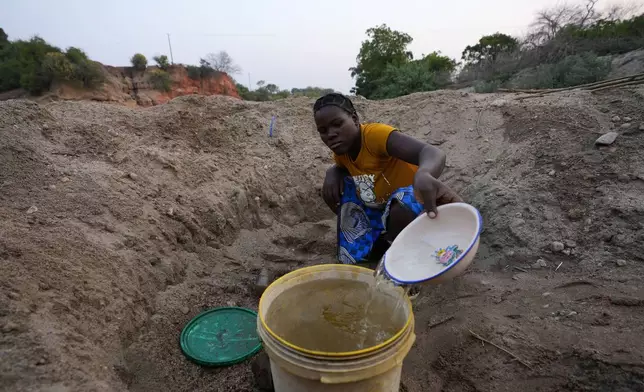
[1,87,644,391]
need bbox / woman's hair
[313,93,357,116]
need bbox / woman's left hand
[413,169,463,218]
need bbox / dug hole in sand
[1,86,644,391]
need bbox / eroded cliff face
[46,64,239,106]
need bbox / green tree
[461,33,519,65]
[0,28,8,47]
[153,55,170,70]
[419,52,458,73]
[350,24,413,98]
[2,36,62,94]
[0,33,103,94]
[130,53,147,71]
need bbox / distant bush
[186,65,201,80]
[507,52,611,89]
[130,53,147,71]
[148,69,172,92]
[41,49,104,88]
[65,47,89,65]
[0,36,62,94]
[458,7,643,91]
[75,60,104,88]
[370,61,453,99]
[153,55,169,70]
[474,80,501,93]
[0,33,104,94]
[42,52,75,80]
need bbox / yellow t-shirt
[334,123,418,208]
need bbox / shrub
[130,53,147,71]
[42,52,75,80]
[474,80,501,93]
[0,33,104,94]
[65,47,89,65]
[153,55,169,70]
[75,60,104,88]
[371,62,452,99]
[148,69,172,92]
[508,52,611,89]
[186,65,201,80]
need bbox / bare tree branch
[203,51,242,75]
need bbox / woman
[314,93,461,265]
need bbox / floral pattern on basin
[434,245,463,266]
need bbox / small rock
[551,241,565,252]
[226,300,238,307]
[128,172,138,181]
[460,91,469,97]
[48,185,56,191]
[564,240,577,248]
[621,123,632,129]
[181,306,190,315]
[254,196,260,202]
[167,208,174,216]
[491,99,508,108]
[616,259,627,267]
[61,177,70,183]
[543,304,550,308]
[568,311,578,317]
[639,123,644,131]
[542,292,552,297]
[533,259,548,269]
[624,116,632,122]
[7,292,20,300]
[562,249,571,256]
[595,132,618,146]
[26,206,38,214]
[36,357,48,366]
[485,159,494,163]
[42,124,49,130]
[618,174,630,182]
[611,115,621,122]
[548,170,556,176]
[2,322,19,333]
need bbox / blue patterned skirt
[337,178,424,264]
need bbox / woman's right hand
[322,165,345,213]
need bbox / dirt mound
[1,86,644,392]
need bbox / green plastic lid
[180,307,262,366]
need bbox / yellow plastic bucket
[257,264,415,392]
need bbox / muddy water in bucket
[265,270,408,352]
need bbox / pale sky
[0,0,621,92]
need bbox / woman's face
[314,106,359,155]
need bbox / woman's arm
[385,132,446,178]
[386,131,459,217]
